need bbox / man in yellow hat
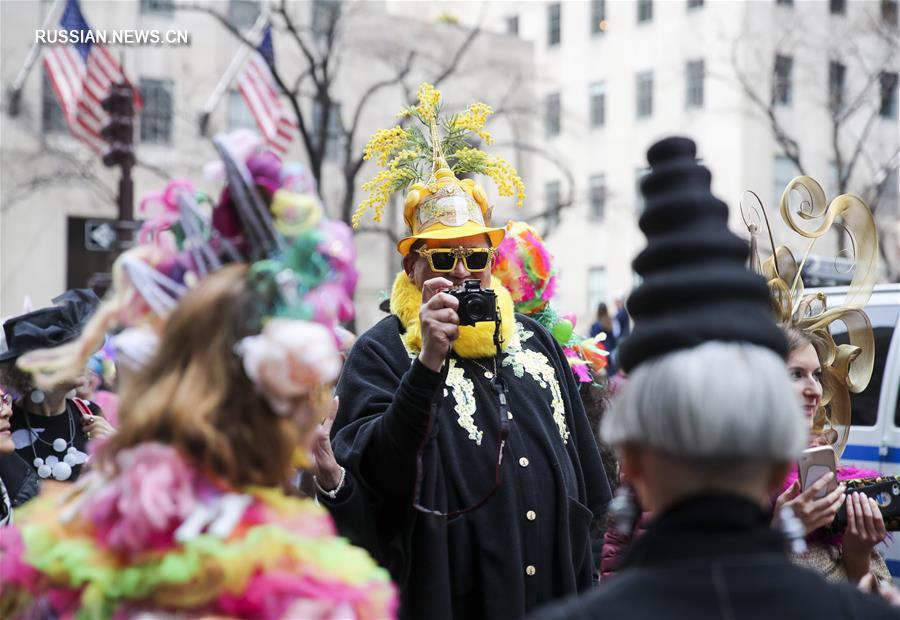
[325,87,611,620]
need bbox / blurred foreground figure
[531,137,897,620]
[0,134,395,619]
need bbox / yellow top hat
[353,83,524,255]
[396,158,505,255]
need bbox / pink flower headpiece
[236,319,341,416]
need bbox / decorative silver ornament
[30,390,45,404]
[53,437,67,452]
[64,453,79,467]
[37,464,52,478]
[33,457,44,467]
[45,455,59,466]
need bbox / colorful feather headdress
[493,220,608,384]
[19,131,357,417]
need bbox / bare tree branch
[355,225,399,245]
[493,140,576,238]
[431,25,481,90]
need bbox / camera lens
[465,297,487,321]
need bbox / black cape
[331,314,611,620]
[529,494,900,620]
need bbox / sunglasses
[416,247,496,273]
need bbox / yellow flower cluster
[363,126,410,167]
[453,147,490,171]
[415,83,442,122]
[453,102,494,144]
[353,151,418,227]
[485,157,526,208]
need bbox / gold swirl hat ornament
[353,83,525,255]
[741,176,878,457]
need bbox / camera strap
[412,313,510,517]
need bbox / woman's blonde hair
[102,264,309,488]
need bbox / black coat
[0,452,40,508]
[530,494,900,620]
[331,314,611,620]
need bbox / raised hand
[418,277,460,372]
[773,473,846,535]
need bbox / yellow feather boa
[389,271,515,358]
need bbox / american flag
[42,0,141,153]
[237,25,296,155]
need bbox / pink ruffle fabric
[86,443,200,555]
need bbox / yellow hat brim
[396,222,505,255]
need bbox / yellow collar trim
[389,271,515,358]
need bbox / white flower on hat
[236,319,341,416]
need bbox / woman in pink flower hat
[0,134,395,620]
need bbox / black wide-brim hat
[0,289,100,364]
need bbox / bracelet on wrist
[314,465,347,499]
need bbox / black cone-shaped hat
[618,137,788,372]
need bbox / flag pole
[198,6,271,135]
[7,0,65,116]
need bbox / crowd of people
[0,84,898,619]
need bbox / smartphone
[832,478,900,530]
[798,446,837,499]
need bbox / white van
[817,283,900,582]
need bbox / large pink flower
[238,319,341,416]
[86,443,198,555]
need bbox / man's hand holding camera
[419,277,460,372]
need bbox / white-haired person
[531,138,897,619]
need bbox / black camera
[449,280,497,326]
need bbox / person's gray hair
[603,341,806,462]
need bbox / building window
[829,0,846,14]
[140,0,173,15]
[883,0,899,25]
[545,180,562,230]
[774,54,793,106]
[41,72,67,134]
[313,101,342,161]
[687,0,704,8]
[547,3,561,46]
[228,0,260,29]
[637,0,653,22]
[881,72,899,118]
[589,174,607,221]
[139,78,173,144]
[227,90,256,131]
[829,61,846,111]
[635,167,649,214]
[587,267,607,320]
[312,0,342,37]
[636,71,653,119]
[545,92,561,137]
[589,82,606,128]
[686,59,704,109]
[773,155,799,205]
[591,0,606,34]
[505,15,519,36]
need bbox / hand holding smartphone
[799,446,838,500]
